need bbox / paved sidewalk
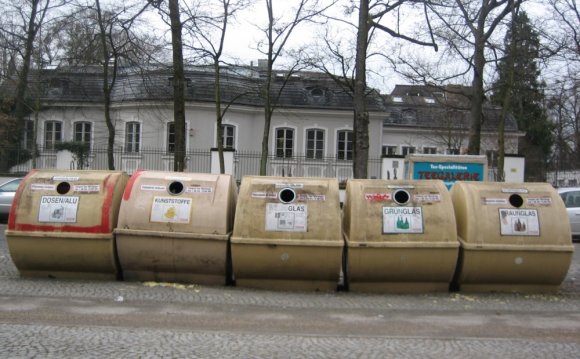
[0,224,579,358]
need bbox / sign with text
[412,161,485,189]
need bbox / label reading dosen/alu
[38,196,79,223]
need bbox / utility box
[5,169,129,280]
[450,181,574,293]
[231,176,343,291]
[343,179,459,293]
[115,170,237,285]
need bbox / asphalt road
[0,224,579,358]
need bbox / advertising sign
[412,161,485,189]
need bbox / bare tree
[184,0,251,174]
[0,0,67,171]
[256,0,335,176]
[352,0,438,178]
[421,0,523,155]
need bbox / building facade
[2,65,521,181]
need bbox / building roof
[0,67,519,133]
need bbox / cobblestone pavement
[1,224,579,358]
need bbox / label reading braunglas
[150,196,192,224]
[499,208,540,236]
[382,206,424,234]
[38,196,80,223]
[265,203,307,232]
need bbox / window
[446,148,460,155]
[401,146,416,156]
[275,127,294,158]
[22,120,34,150]
[221,124,236,149]
[306,129,324,159]
[560,191,580,209]
[74,122,92,146]
[337,130,353,160]
[44,121,62,150]
[382,145,397,156]
[402,109,416,123]
[125,122,140,153]
[167,122,175,153]
[423,147,437,154]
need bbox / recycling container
[450,181,575,293]
[231,176,343,291]
[343,179,459,293]
[114,170,237,285]
[5,169,129,280]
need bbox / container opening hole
[393,189,410,205]
[509,194,524,208]
[279,188,296,203]
[56,182,71,195]
[168,181,184,195]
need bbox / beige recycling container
[231,176,343,291]
[343,179,459,293]
[115,170,237,285]
[450,181,574,293]
[5,169,129,280]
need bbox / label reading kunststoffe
[150,196,192,224]
[382,206,424,234]
[499,208,540,236]
[265,203,307,232]
[38,196,79,223]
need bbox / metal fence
[2,146,384,184]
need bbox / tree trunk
[214,61,225,174]
[467,33,485,155]
[353,0,369,179]
[169,0,186,172]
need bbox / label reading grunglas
[382,206,424,234]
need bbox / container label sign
[297,193,326,201]
[412,162,485,189]
[186,187,213,194]
[527,197,552,207]
[52,176,80,182]
[141,185,166,192]
[31,183,56,191]
[481,197,509,205]
[365,193,391,201]
[499,208,540,236]
[413,193,441,203]
[265,203,307,232]
[38,196,79,223]
[73,184,100,193]
[150,196,192,224]
[275,183,304,189]
[252,191,278,199]
[382,207,424,234]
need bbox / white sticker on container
[414,194,441,203]
[52,176,80,182]
[275,183,304,189]
[481,197,508,205]
[297,194,326,201]
[501,188,529,194]
[186,187,213,193]
[382,207,424,234]
[38,196,79,223]
[499,208,540,236]
[31,183,56,191]
[364,193,391,201]
[73,184,100,193]
[141,185,166,192]
[265,203,307,232]
[252,191,278,199]
[150,196,192,224]
[527,197,552,206]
